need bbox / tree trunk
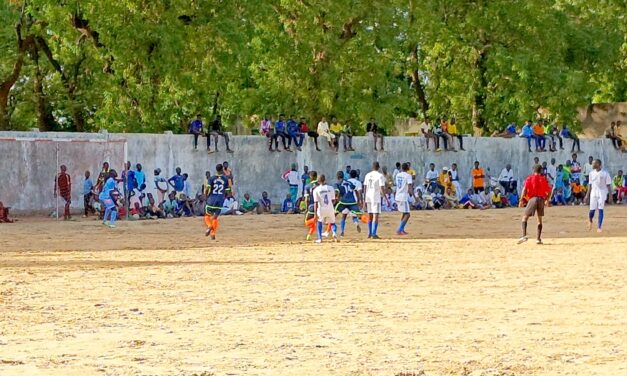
[212,91,220,116]
[472,49,488,136]
[0,24,29,130]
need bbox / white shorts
[397,200,410,213]
[366,201,381,214]
[589,196,606,211]
[317,208,336,224]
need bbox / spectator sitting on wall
[551,123,564,150]
[260,191,272,213]
[287,115,305,151]
[448,117,465,151]
[433,118,452,152]
[300,117,320,151]
[208,115,234,154]
[560,124,581,153]
[341,122,355,152]
[366,118,385,151]
[189,114,204,150]
[533,120,547,152]
[260,115,275,152]
[605,121,621,150]
[0,201,13,223]
[282,193,295,214]
[420,118,438,151]
[329,116,343,152]
[617,121,627,153]
[317,116,335,150]
[241,193,260,214]
[519,120,536,152]
[492,122,517,138]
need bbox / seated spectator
[448,117,464,151]
[443,187,459,208]
[420,119,438,151]
[273,115,291,152]
[543,121,558,152]
[561,124,581,153]
[300,117,320,151]
[382,188,397,212]
[438,167,453,194]
[241,192,260,214]
[492,122,517,138]
[281,193,295,214]
[434,118,454,151]
[425,163,443,193]
[317,116,335,150]
[260,191,272,213]
[329,117,343,152]
[341,122,355,152]
[287,115,304,151]
[188,114,204,150]
[617,121,627,153]
[605,121,621,150]
[613,170,626,203]
[551,123,564,150]
[570,180,585,205]
[460,189,477,209]
[163,191,182,218]
[519,120,536,152]
[533,120,547,152]
[208,115,234,153]
[221,192,243,215]
[412,190,427,210]
[367,118,385,151]
[0,201,13,223]
[490,188,505,208]
[498,164,517,193]
[470,190,490,210]
[552,187,567,206]
[260,115,275,151]
[507,191,520,207]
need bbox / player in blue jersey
[334,170,363,236]
[204,164,230,240]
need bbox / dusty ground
[0,207,625,375]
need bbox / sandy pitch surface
[1,207,626,375]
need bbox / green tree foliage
[0,0,624,134]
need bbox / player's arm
[583,183,591,204]
[518,186,526,208]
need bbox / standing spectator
[519,120,536,152]
[273,114,290,152]
[260,191,272,213]
[287,115,304,151]
[392,162,401,182]
[450,163,462,200]
[366,118,385,151]
[260,115,275,152]
[471,161,486,193]
[209,115,234,153]
[605,121,621,149]
[448,117,465,151]
[154,168,168,204]
[223,161,234,192]
[498,164,516,193]
[571,153,582,182]
[300,117,320,151]
[54,165,72,220]
[82,170,95,217]
[301,166,310,196]
[317,116,335,149]
[283,164,300,206]
[613,170,626,203]
[168,167,185,198]
[582,156,594,184]
[420,118,438,151]
[188,114,204,150]
[533,121,546,152]
[546,158,557,187]
[561,125,581,153]
[134,163,145,189]
[95,162,110,193]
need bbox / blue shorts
[205,197,224,216]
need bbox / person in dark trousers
[207,115,233,153]
[273,114,291,152]
[188,114,204,150]
[300,117,320,151]
[366,118,385,151]
[83,170,95,217]
[560,125,581,153]
[518,164,552,245]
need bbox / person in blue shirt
[334,170,363,236]
[188,114,204,150]
[99,170,119,228]
[519,120,536,152]
[204,164,230,240]
[122,161,136,198]
[168,167,185,198]
[287,115,304,151]
[560,125,581,153]
[492,122,517,138]
[83,170,95,217]
[135,163,145,189]
[301,165,310,196]
[282,193,295,213]
[273,114,290,152]
[507,191,519,207]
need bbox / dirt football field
[1,206,625,376]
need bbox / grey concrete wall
[0,131,625,212]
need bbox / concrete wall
[0,131,625,212]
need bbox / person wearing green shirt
[240,192,260,214]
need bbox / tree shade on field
[0,0,625,134]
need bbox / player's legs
[340,213,348,236]
[396,201,410,235]
[349,205,362,233]
[536,214,543,244]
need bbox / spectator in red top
[518,164,552,245]
[54,165,72,220]
[300,117,320,151]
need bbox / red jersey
[524,174,551,199]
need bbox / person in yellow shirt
[330,116,343,152]
[491,188,504,208]
[447,117,465,151]
[439,167,452,192]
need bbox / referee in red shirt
[518,164,552,244]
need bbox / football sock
[317,221,323,240]
[373,222,379,235]
[368,221,373,236]
[522,220,527,237]
[537,223,542,240]
[598,209,604,228]
[588,210,595,221]
[340,218,346,234]
[331,224,337,234]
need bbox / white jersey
[313,184,336,210]
[286,170,300,186]
[395,171,413,201]
[364,170,385,203]
[348,178,363,193]
[588,169,611,198]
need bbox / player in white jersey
[313,175,339,243]
[363,161,389,239]
[585,159,612,233]
[395,162,414,235]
